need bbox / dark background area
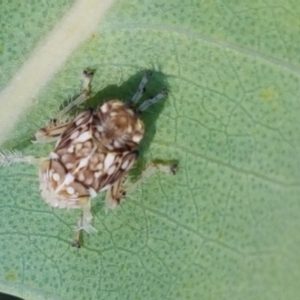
[0,292,23,300]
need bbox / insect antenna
[130,71,168,112]
[137,89,168,112]
[131,71,152,104]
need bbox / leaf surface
[0,1,300,299]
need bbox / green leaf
[1,0,300,299]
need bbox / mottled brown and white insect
[0,70,177,247]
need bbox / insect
[0,70,177,247]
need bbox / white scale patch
[67,186,75,195]
[75,117,84,126]
[121,159,129,170]
[85,176,93,185]
[75,131,91,143]
[49,152,59,159]
[96,162,103,170]
[104,153,115,170]
[52,173,60,181]
[107,165,116,175]
[75,143,83,151]
[77,156,91,170]
[114,140,121,148]
[101,103,108,113]
[132,134,142,143]
[89,188,97,198]
[94,171,102,178]
[68,146,74,153]
[70,130,80,140]
[64,173,75,185]
[66,162,74,169]
[97,125,104,132]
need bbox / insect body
[1,70,176,247]
[39,100,144,210]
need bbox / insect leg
[126,162,177,195]
[105,177,126,210]
[104,150,139,210]
[105,162,177,210]
[137,89,168,112]
[34,70,94,144]
[72,198,97,248]
[34,119,71,144]
[55,69,94,120]
[0,151,46,166]
[131,72,152,104]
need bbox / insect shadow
[81,70,170,217]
